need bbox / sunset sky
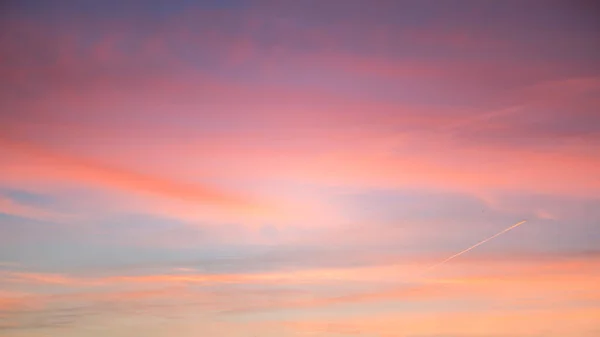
[1,1,599,336]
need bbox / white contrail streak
[424,220,527,273]
[246,220,530,310]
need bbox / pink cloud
[0,3,597,336]
[0,135,269,215]
[0,195,74,223]
[3,16,596,201]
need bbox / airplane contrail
[424,220,527,273]
[242,220,530,311]
[307,220,530,307]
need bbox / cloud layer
[1,1,599,336]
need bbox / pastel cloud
[0,135,274,219]
[1,252,598,334]
[2,4,598,203]
[0,195,73,223]
[1,1,598,336]
[282,308,600,337]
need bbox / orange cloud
[283,307,600,337]
[4,254,598,307]
[2,254,599,334]
[0,135,268,215]
[212,253,600,314]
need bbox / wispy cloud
[1,1,598,336]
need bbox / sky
[1,0,599,336]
